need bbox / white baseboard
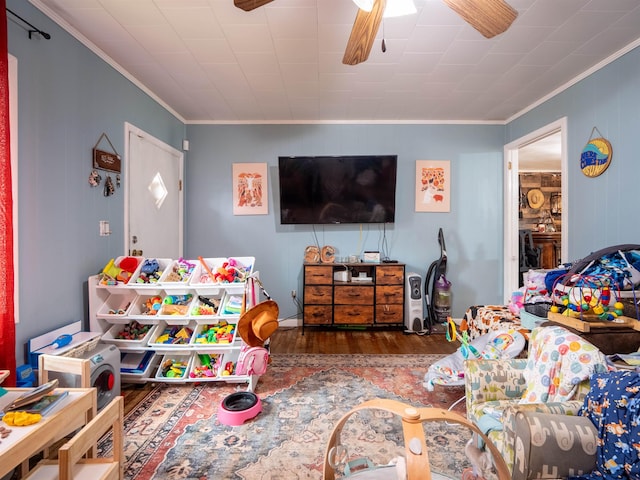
[279,317,301,328]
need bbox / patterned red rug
[119,354,472,479]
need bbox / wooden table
[0,387,97,478]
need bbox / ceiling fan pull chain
[381,20,387,52]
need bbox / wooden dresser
[302,263,405,330]
[532,232,561,269]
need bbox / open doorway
[503,118,568,302]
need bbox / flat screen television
[278,155,397,224]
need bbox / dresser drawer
[304,285,332,304]
[334,285,374,305]
[376,266,404,285]
[376,285,404,304]
[303,305,332,325]
[305,266,333,284]
[334,305,374,324]
[375,304,404,324]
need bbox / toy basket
[324,399,510,480]
[61,337,101,358]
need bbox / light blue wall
[184,124,506,323]
[7,0,640,363]
[506,45,640,258]
[7,0,185,363]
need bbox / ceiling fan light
[352,0,416,18]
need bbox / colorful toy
[159,358,189,378]
[164,258,195,283]
[141,296,163,315]
[136,258,163,284]
[221,361,235,376]
[211,258,250,284]
[189,354,221,378]
[153,326,193,345]
[193,321,236,345]
[115,321,152,340]
[191,296,219,316]
[552,273,623,321]
[159,294,193,316]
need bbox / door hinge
[508,161,512,170]
[179,180,182,191]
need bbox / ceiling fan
[233,0,518,65]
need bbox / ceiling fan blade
[343,0,387,66]
[444,0,518,38]
[234,0,275,12]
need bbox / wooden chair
[38,354,92,388]
[24,396,124,480]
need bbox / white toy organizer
[88,256,267,391]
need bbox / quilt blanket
[570,371,640,479]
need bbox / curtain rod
[6,8,51,39]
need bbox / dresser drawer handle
[348,293,360,297]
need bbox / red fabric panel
[0,0,17,386]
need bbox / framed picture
[232,163,268,215]
[415,160,450,212]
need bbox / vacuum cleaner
[424,228,452,332]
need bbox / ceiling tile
[29,0,640,122]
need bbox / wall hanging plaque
[580,127,612,178]
[93,132,121,173]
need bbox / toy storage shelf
[88,256,261,391]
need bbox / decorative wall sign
[415,160,451,213]
[92,132,121,173]
[232,163,268,215]
[580,127,612,178]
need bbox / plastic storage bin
[155,354,193,381]
[156,293,195,322]
[190,256,254,295]
[96,291,137,322]
[220,293,244,317]
[97,256,144,291]
[189,353,224,379]
[190,293,224,321]
[129,258,172,293]
[148,322,196,348]
[160,258,198,292]
[101,321,155,348]
[128,294,164,321]
[190,321,237,348]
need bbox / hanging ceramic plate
[580,137,612,177]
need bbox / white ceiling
[28,0,640,124]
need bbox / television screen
[278,155,397,224]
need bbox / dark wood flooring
[269,325,457,355]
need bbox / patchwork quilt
[569,371,640,479]
[519,326,608,404]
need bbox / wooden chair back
[25,396,124,480]
[38,354,92,388]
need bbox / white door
[503,118,568,302]
[125,123,183,259]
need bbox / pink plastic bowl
[218,392,262,426]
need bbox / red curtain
[0,0,17,386]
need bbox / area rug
[117,354,473,479]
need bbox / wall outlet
[291,290,296,299]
